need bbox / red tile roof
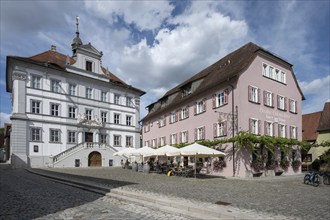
[302,112,322,141]
[143,42,304,122]
[7,50,145,95]
[317,102,330,132]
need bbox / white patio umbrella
[144,145,181,157]
[136,146,156,157]
[113,147,139,156]
[179,143,226,178]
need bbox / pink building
[142,42,304,177]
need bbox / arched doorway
[88,151,102,167]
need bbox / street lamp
[215,106,238,176]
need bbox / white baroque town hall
[6,18,145,168]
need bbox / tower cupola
[71,16,82,56]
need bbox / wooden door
[88,151,101,167]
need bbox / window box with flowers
[265,160,278,176]
[251,160,264,175]
[291,160,301,172]
[280,159,290,170]
[213,159,226,172]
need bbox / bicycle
[304,171,320,187]
[320,172,330,185]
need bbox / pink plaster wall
[142,54,303,178]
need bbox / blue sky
[0,0,329,125]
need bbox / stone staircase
[51,142,118,167]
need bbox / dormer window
[160,97,168,108]
[86,60,93,72]
[181,84,192,97]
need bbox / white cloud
[115,2,248,99]
[299,75,330,95]
[0,112,11,125]
[84,1,174,31]
[299,75,330,114]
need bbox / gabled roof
[317,102,330,132]
[6,50,145,95]
[302,112,322,141]
[143,42,304,122]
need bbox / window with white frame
[101,91,107,102]
[279,124,286,138]
[289,99,297,113]
[86,60,93,72]
[31,128,41,141]
[69,84,76,96]
[280,71,286,84]
[50,129,60,143]
[181,107,189,120]
[160,136,166,146]
[215,122,227,137]
[126,136,133,147]
[278,95,286,110]
[248,86,259,103]
[100,134,107,144]
[181,131,188,143]
[216,91,226,108]
[290,126,297,139]
[68,106,76,118]
[126,97,133,107]
[32,75,41,89]
[144,123,150,133]
[114,113,120,124]
[85,109,92,120]
[51,79,61,93]
[50,103,60,116]
[264,91,273,107]
[126,115,132,126]
[170,112,177,123]
[31,100,41,114]
[262,63,286,84]
[196,100,205,114]
[265,121,273,136]
[275,69,279,81]
[196,127,205,140]
[152,138,157,147]
[85,88,93,99]
[262,63,269,77]
[68,131,76,143]
[249,119,260,135]
[114,94,120,104]
[170,133,177,145]
[113,135,121,146]
[144,140,150,147]
[269,66,274,79]
[101,111,107,123]
[159,116,166,127]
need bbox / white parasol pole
[195,154,197,178]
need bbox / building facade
[142,42,304,177]
[6,19,144,168]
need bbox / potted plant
[213,159,226,172]
[251,160,264,173]
[266,159,277,170]
[196,160,203,173]
[280,159,290,170]
[291,160,301,172]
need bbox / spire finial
[76,16,80,35]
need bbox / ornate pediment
[77,113,103,128]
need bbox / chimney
[51,45,57,52]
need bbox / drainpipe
[228,82,235,177]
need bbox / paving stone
[37,167,330,220]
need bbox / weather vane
[76,16,79,34]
